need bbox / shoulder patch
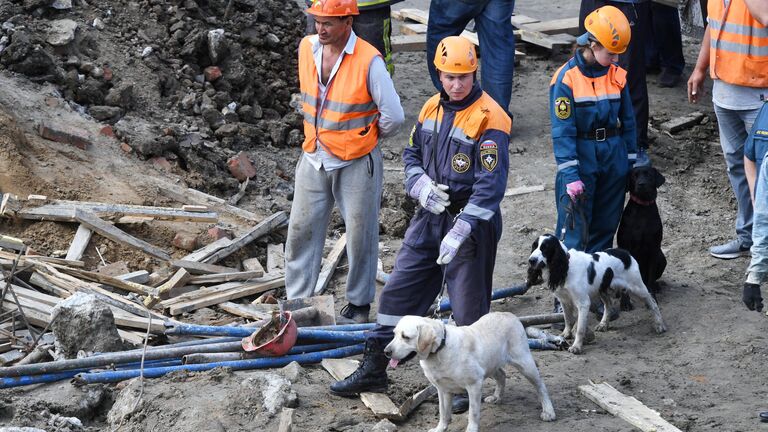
[554,97,571,120]
[479,140,498,172]
[452,153,471,174]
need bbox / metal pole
[182,342,355,364]
[164,324,369,343]
[434,284,530,313]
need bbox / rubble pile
[0,0,305,197]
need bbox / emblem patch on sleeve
[479,140,498,172]
[452,153,471,173]
[554,97,571,120]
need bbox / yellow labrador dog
[384,313,557,432]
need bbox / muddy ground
[1,0,767,431]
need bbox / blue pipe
[165,324,368,343]
[0,359,183,389]
[73,344,365,385]
[437,284,529,313]
[305,323,376,331]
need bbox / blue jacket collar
[574,49,612,78]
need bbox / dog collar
[630,194,655,206]
[432,322,447,356]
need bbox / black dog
[617,166,667,302]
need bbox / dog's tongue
[388,358,399,369]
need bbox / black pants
[579,0,650,150]
[305,6,394,75]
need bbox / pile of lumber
[0,192,304,365]
[391,8,577,53]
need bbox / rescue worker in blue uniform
[329,36,511,412]
[551,5,637,253]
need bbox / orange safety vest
[298,36,381,161]
[708,0,768,87]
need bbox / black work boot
[452,393,470,414]
[337,303,371,324]
[329,338,388,396]
[760,411,768,422]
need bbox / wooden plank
[155,268,192,298]
[65,225,92,261]
[322,358,401,419]
[400,22,427,35]
[0,235,26,252]
[181,237,233,263]
[398,8,429,24]
[397,385,438,419]
[510,14,541,27]
[19,256,84,268]
[579,382,683,432]
[390,9,404,20]
[189,270,264,285]
[203,212,288,264]
[266,243,285,273]
[391,34,427,52]
[169,275,285,315]
[242,258,265,273]
[526,17,580,35]
[218,302,272,320]
[517,29,575,50]
[314,234,347,295]
[55,265,155,296]
[172,259,238,275]
[115,270,150,284]
[0,195,218,223]
[159,282,242,308]
[278,408,294,432]
[181,205,209,212]
[154,181,261,222]
[504,184,546,197]
[75,209,171,261]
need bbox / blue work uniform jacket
[403,82,511,235]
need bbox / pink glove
[566,180,585,201]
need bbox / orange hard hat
[433,36,478,74]
[306,0,359,17]
[580,5,631,54]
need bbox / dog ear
[654,168,666,188]
[547,239,569,290]
[531,238,539,253]
[416,323,436,357]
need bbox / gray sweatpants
[285,148,383,306]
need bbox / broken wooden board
[266,243,285,273]
[660,111,705,134]
[154,181,261,222]
[277,407,294,432]
[172,259,238,275]
[181,237,233,263]
[322,358,401,419]
[510,14,541,27]
[400,22,427,35]
[188,270,264,285]
[217,302,273,321]
[75,210,171,261]
[397,385,438,419]
[55,265,155,296]
[0,195,218,223]
[314,234,347,296]
[504,184,546,197]
[391,34,427,52]
[242,258,265,273]
[523,17,580,35]
[202,211,288,265]
[154,268,192,299]
[579,381,683,432]
[115,270,150,284]
[516,29,575,50]
[0,235,26,252]
[168,274,286,315]
[65,225,92,261]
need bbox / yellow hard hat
[306,0,359,17]
[579,6,631,54]
[433,36,478,74]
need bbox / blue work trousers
[646,2,685,75]
[555,137,629,253]
[368,209,498,343]
[427,0,516,113]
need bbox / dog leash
[559,192,589,250]
[434,209,460,318]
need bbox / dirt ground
[2,0,768,431]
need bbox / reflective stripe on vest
[298,36,382,161]
[708,0,768,87]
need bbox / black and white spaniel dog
[528,234,667,354]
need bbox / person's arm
[403,122,426,193]
[456,127,510,231]
[687,26,711,104]
[368,56,404,138]
[550,72,580,185]
[746,157,758,203]
[744,0,768,26]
